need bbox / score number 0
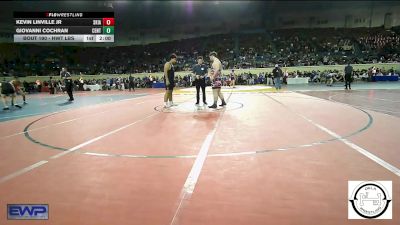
[102,18,115,26]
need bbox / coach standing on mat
[192,56,208,106]
[272,64,283,91]
[128,74,135,92]
[60,67,74,101]
[344,63,353,90]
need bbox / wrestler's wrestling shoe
[163,102,171,108]
[208,104,217,109]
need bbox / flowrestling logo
[7,204,49,220]
[348,181,392,219]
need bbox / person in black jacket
[272,64,283,90]
[128,74,135,92]
[60,67,74,101]
[344,63,353,90]
[49,76,55,94]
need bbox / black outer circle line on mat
[22,94,373,158]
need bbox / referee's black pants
[345,74,352,89]
[195,79,206,104]
[129,82,135,91]
[65,80,74,100]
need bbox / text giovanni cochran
[16,28,69,34]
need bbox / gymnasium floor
[0,82,399,225]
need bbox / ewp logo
[348,181,392,219]
[7,204,49,220]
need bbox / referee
[60,67,74,101]
[192,56,208,106]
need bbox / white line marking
[0,94,193,187]
[183,129,216,194]
[0,160,48,184]
[0,96,155,139]
[0,111,159,183]
[208,151,257,157]
[83,152,198,159]
[84,152,112,157]
[280,93,400,177]
[0,110,110,140]
[0,94,161,139]
[169,128,217,225]
[50,112,159,159]
[307,117,400,176]
[169,91,234,225]
[118,154,147,158]
[69,96,198,160]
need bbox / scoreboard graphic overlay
[14,12,114,43]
